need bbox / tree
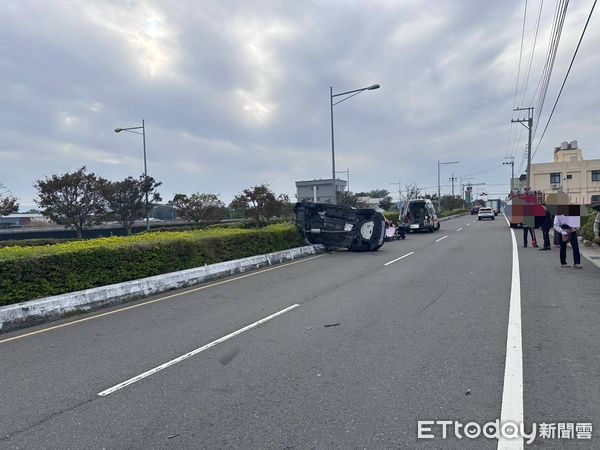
[440,195,465,211]
[35,167,107,239]
[0,183,19,216]
[170,193,226,224]
[337,191,360,207]
[368,189,390,199]
[103,175,162,235]
[405,183,421,200]
[230,184,286,225]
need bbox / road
[1,215,598,449]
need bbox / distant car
[470,206,480,215]
[478,207,495,220]
[400,199,440,233]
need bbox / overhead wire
[506,0,529,159]
[532,0,597,159]
[533,0,569,139]
[516,0,569,173]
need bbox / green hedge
[383,211,401,223]
[579,214,595,244]
[439,208,468,218]
[0,238,77,248]
[0,223,305,306]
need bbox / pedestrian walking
[553,214,582,268]
[539,204,552,251]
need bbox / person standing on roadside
[539,203,552,251]
[553,213,582,268]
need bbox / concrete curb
[578,237,600,270]
[0,244,321,333]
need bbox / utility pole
[449,174,458,197]
[460,177,474,201]
[335,169,350,192]
[389,180,402,207]
[511,107,534,187]
[465,182,485,207]
[503,156,515,191]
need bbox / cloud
[1,0,599,209]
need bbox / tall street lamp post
[115,119,150,231]
[437,160,459,212]
[330,83,380,204]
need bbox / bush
[384,211,401,223]
[0,223,305,306]
[0,238,77,248]
[579,213,595,244]
[439,208,468,218]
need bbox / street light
[330,83,380,204]
[437,160,459,212]
[114,119,150,231]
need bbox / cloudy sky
[1,0,599,209]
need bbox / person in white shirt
[553,214,581,268]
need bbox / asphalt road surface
[1,215,598,449]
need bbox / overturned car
[294,201,386,251]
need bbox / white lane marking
[384,252,414,266]
[435,235,448,242]
[456,227,463,232]
[0,255,324,345]
[98,304,299,397]
[498,222,524,449]
[466,223,471,226]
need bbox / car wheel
[492,217,495,220]
[478,218,481,221]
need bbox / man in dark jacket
[539,204,552,250]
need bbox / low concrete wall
[0,244,320,333]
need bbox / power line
[533,0,569,138]
[520,0,545,105]
[532,0,597,158]
[506,0,529,159]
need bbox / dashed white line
[435,235,448,242]
[498,216,524,449]
[456,227,463,231]
[97,304,300,397]
[466,223,471,226]
[384,252,414,266]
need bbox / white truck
[485,199,501,215]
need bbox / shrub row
[0,238,77,248]
[0,223,305,306]
[439,208,468,218]
[579,213,595,243]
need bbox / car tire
[478,217,481,221]
[429,226,434,233]
[492,217,495,220]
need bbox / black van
[294,201,386,251]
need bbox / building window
[566,174,572,180]
[592,171,600,182]
[592,195,600,203]
[550,172,561,184]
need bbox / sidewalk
[579,239,600,270]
